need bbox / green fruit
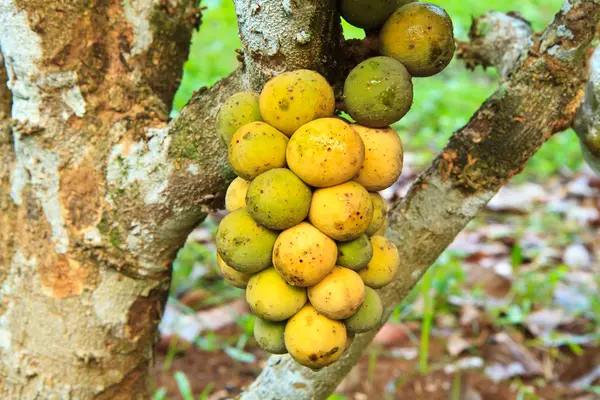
[216,209,278,273]
[344,287,383,333]
[254,318,287,354]
[344,56,413,127]
[379,2,455,77]
[246,168,312,230]
[339,0,416,30]
[366,193,386,236]
[216,92,262,146]
[336,234,373,271]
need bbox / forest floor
[149,158,600,400]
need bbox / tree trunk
[0,1,197,397]
[2,0,599,398]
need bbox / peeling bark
[0,0,197,397]
[242,1,600,398]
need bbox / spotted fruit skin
[246,168,312,230]
[228,121,288,180]
[309,181,374,241]
[259,70,335,136]
[216,209,278,274]
[216,92,263,146]
[336,234,373,271]
[254,318,288,354]
[246,268,307,321]
[352,124,403,191]
[344,56,413,127]
[284,305,347,369]
[308,266,366,320]
[379,2,455,77]
[287,118,365,188]
[273,222,337,287]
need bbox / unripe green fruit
[254,317,287,354]
[228,122,288,180]
[336,234,373,271]
[246,168,312,230]
[344,56,413,127]
[216,92,262,146]
[339,0,416,30]
[380,2,455,77]
[216,209,278,273]
[366,193,386,236]
[344,287,383,333]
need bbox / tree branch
[241,1,600,398]
[574,46,600,172]
[457,11,533,77]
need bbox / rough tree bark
[1,0,599,399]
[0,1,200,397]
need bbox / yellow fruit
[372,218,387,237]
[379,2,456,77]
[217,253,252,289]
[246,268,307,321]
[366,193,386,236]
[216,92,262,146]
[344,287,383,333]
[308,267,366,320]
[254,318,287,354]
[358,235,399,288]
[259,70,335,136]
[228,122,288,180]
[246,168,312,230]
[344,56,413,127]
[352,125,403,191]
[287,118,365,188]
[336,234,373,271]
[273,222,337,287]
[309,181,373,241]
[225,177,250,212]
[216,209,278,273]
[284,304,347,369]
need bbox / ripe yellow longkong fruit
[287,118,365,188]
[309,181,373,241]
[308,267,366,320]
[352,125,403,191]
[273,222,337,287]
[285,305,347,369]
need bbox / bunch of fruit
[213,1,455,369]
